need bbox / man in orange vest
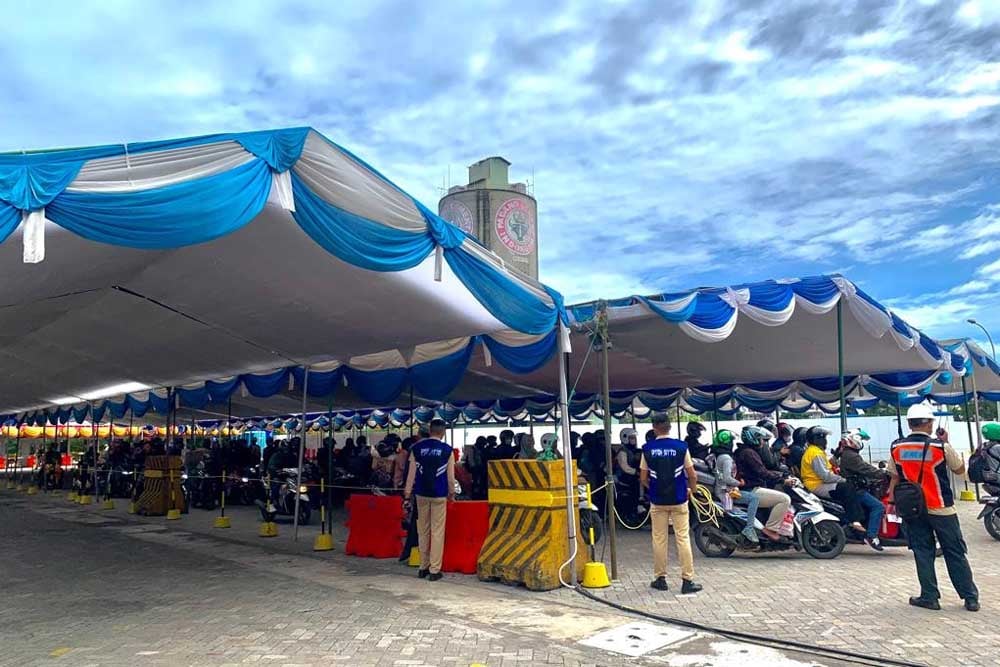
[887,403,979,612]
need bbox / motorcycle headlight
[299,485,309,493]
[241,477,249,483]
[181,474,188,480]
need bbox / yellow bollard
[313,479,334,551]
[67,491,78,502]
[25,486,38,496]
[407,546,421,567]
[214,477,230,528]
[580,482,610,589]
[166,468,181,520]
[259,521,279,537]
[960,489,977,501]
[78,495,92,505]
[102,499,115,510]
[127,501,138,514]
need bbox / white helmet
[540,433,558,450]
[620,428,637,446]
[841,428,870,451]
[905,403,935,422]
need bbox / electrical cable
[574,586,925,667]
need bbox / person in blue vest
[403,419,456,581]
[639,412,702,594]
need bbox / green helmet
[712,429,737,449]
[982,422,1000,442]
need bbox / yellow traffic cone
[214,516,232,529]
[127,501,138,514]
[259,521,279,538]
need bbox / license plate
[886,514,902,524]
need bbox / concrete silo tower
[438,157,538,280]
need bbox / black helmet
[806,426,830,448]
[686,422,706,437]
[777,422,793,440]
[645,429,656,443]
[756,418,776,435]
[792,427,807,448]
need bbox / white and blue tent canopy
[31,274,970,431]
[0,127,564,421]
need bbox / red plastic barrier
[0,456,5,468]
[26,455,36,468]
[344,494,407,558]
[61,454,71,467]
[442,500,489,574]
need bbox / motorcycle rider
[772,422,794,466]
[788,427,808,474]
[684,421,710,461]
[837,428,887,551]
[799,426,866,535]
[755,419,786,473]
[497,429,517,460]
[712,429,759,543]
[980,423,1000,496]
[733,426,793,542]
[537,432,561,461]
[615,428,642,524]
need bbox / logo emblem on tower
[439,200,475,236]
[495,198,534,256]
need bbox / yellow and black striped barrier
[477,459,586,591]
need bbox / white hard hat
[905,403,935,421]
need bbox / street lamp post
[967,318,999,421]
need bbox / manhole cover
[580,622,694,657]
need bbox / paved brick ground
[558,500,1000,667]
[0,488,837,667]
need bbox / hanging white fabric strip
[434,245,443,282]
[22,209,46,264]
[559,321,572,354]
[271,169,295,211]
[482,341,494,367]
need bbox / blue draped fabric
[235,128,309,172]
[291,172,435,272]
[91,403,107,423]
[107,400,129,419]
[746,281,794,311]
[0,203,19,242]
[929,392,975,405]
[411,340,476,399]
[343,367,408,406]
[869,370,936,390]
[177,386,210,409]
[150,392,170,414]
[72,405,90,423]
[445,246,561,335]
[291,366,343,398]
[47,159,272,248]
[790,275,840,304]
[206,377,241,403]
[482,329,557,374]
[0,161,84,210]
[243,369,289,398]
[638,294,698,323]
[689,292,735,330]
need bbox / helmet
[777,422,793,440]
[644,429,656,443]
[792,427,807,448]
[756,418,776,436]
[741,425,772,448]
[712,429,737,449]
[982,422,1000,442]
[686,421,706,437]
[806,426,831,448]
[540,433,559,450]
[841,428,870,451]
[620,428,637,446]
[905,403,935,422]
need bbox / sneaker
[741,526,760,543]
[865,536,884,552]
[681,580,703,594]
[649,577,669,591]
[428,572,443,582]
[908,596,941,611]
[965,598,980,612]
[417,569,429,579]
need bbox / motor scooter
[256,468,311,525]
[979,483,1000,541]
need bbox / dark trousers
[400,500,419,560]
[905,512,978,602]
[829,482,864,524]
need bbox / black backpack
[968,445,1000,484]
[892,439,932,521]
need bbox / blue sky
[3,0,1000,344]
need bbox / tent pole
[712,391,719,433]
[968,371,983,501]
[293,367,310,541]
[556,323,578,581]
[408,388,414,438]
[836,300,847,433]
[676,399,682,440]
[894,396,903,439]
[327,399,334,532]
[598,302,618,580]
[961,375,979,500]
[90,403,98,497]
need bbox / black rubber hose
[574,586,925,667]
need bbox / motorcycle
[825,473,909,549]
[185,463,219,510]
[692,479,846,560]
[979,486,1000,542]
[256,468,311,525]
